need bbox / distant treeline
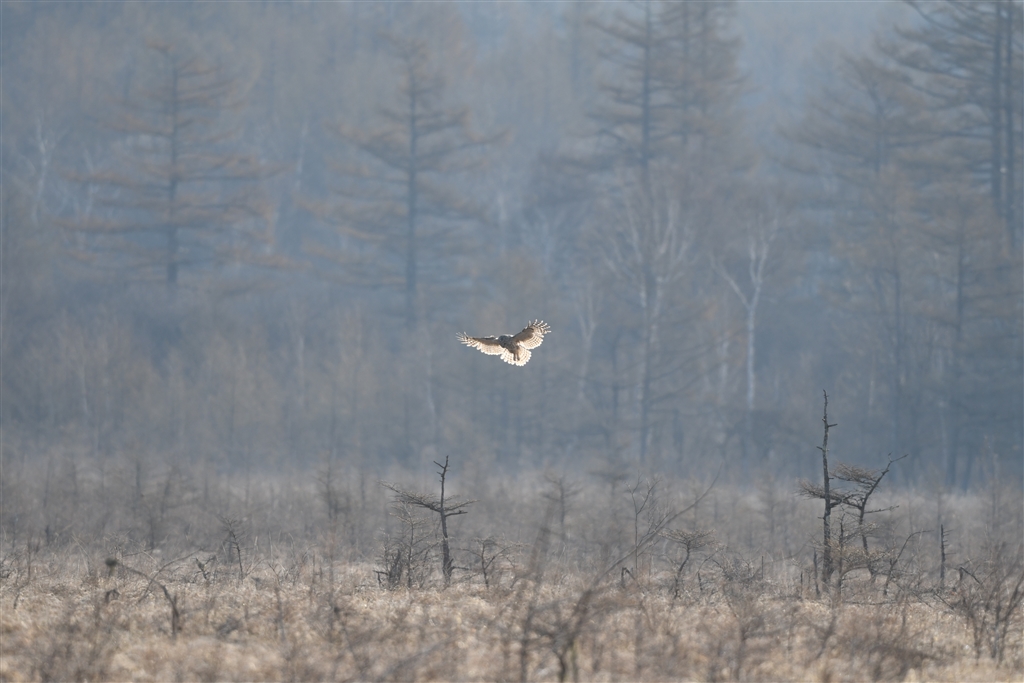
[1,1,1020,488]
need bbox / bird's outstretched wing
[511,320,551,350]
[458,321,550,366]
[457,333,506,356]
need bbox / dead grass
[1,457,1021,681]
[1,553,1019,682]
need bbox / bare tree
[376,500,431,590]
[626,474,661,580]
[802,394,908,593]
[381,455,475,586]
[712,210,781,461]
[832,455,904,562]
[541,472,582,546]
[599,174,692,463]
[466,536,520,589]
[661,527,715,599]
[807,391,838,590]
[938,543,1024,663]
[513,472,718,681]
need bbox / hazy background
[2,0,1021,492]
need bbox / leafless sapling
[218,515,249,581]
[542,472,582,545]
[940,524,948,587]
[661,528,715,598]
[467,537,520,589]
[316,454,351,592]
[627,475,661,581]
[513,474,719,682]
[376,500,430,589]
[881,529,929,597]
[109,555,190,640]
[939,544,1024,663]
[381,455,475,586]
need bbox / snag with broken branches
[381,455,476,586]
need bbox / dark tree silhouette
[65,39,282,291]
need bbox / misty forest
[1,2,1022,681]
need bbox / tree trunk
[818,391,836,589]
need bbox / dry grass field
[1,454,1021,682]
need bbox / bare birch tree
[712,211,781,461]
[600,173,692,463]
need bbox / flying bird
[458,320,551,366]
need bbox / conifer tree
[884,0,1023,246]
[65,39,281,291]
[307,11,502,462]
[310,23,502,332]
[786,7,1022,481]
[579,0,746,464]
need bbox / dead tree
[541,472,582,545]
[381,455,475,585]
[627,475,661,580]
[833,455,905,562]
[801,393,906,593]
[109,556,188,640]
[217,515,249,581]
[811,391,839,589]
[661,528,715,598]
[937,544,1024,663]
[514,472,719,681]
[467,537,521,589]
[377,500,431,590]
